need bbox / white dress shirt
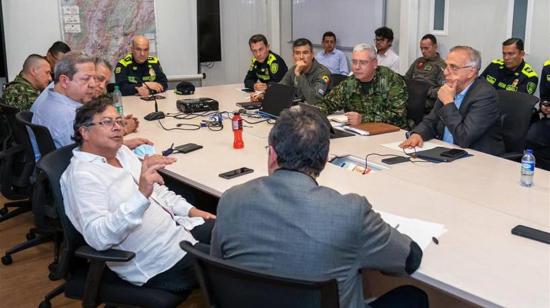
[377,48,400,73]
[61,145,204,286]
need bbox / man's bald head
[22,54,52,91]
[131,35,150,64]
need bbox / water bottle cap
[114,85,120,90]
[526,149,533,154]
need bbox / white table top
[123,84,550,308]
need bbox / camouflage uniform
[1,73,41,110]
[318,66,408,128]
[480,59,538,95]
[279,59,331,104]
[114,53,168,96]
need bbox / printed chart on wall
[58,0,158,66]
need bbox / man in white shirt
[315,31,349,75]
[375,26,400,73]
[61,96,216,295]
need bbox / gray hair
[94,57,113,71]
[449,45,482,71]
[352,43,377,60]
[54,51,95,83]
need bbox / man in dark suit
[212,106,428,308]
[400,45,505,156]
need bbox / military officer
[318,43,408,128]
[2,54,52,110]
[480,38,538,95]
[244,34,288,92]
[539,59,550,100]
[114,35,168,96]
[279,38,331,105]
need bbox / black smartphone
[511,225,550,244]
[381,156,410,165]
[440,148,468,159]
[219,167,254,179]
[241,88,254,93]
[174,143,203,154]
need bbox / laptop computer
[256,84,297,118]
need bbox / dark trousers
[370,285,429,308]
[143,219,215,295]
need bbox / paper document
[378,211,447,250]
[381,141,440,153]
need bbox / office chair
[405,79,433,127]
[0,103,34,225]
[526,118,550,171]
[497,91,538,161]
[2,111,60,265]
[37,144,187,308]
[326,74,348,94]
[180,241,340,308]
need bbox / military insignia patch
[546,75,550,82]
[149,67,156,77]
[270,63,279,74]
[322,75,330,84]
[417,61,424,69]
[115,67,121,74]
[424,64,432,71]
[527,82,536,94]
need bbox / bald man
[2,54,52,110]
[114,35,168,96]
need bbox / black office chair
[0,103,34,224]
[2,111,61,265]
[526,118,550,171]
[497,91,538,161]
[327,74,348,94]
[180,241,340,308]
[37,144,187,308]
[405,79,433,127]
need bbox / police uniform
[318,66,409,129]
[244,51,288,90]
[1,73,41,110]
[539,59,550,100]
[114,53,168,96]
[480,59,538,95]
[279,59,331,105]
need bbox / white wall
[200,0,280,86]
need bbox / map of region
[60,0,157,67]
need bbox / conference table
[123,84,550,308]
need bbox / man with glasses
[375,27,399,73]
[317,43,408,128]
[279,38,331,104]
[61,96,215,294]
[115,35,168,96]
[400,46,505,156]
[31,52,150,160]
[480,38,538,95]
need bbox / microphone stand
[141,81,165,121]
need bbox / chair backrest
[180,241,340,308]
[497,91,538,154]
[0,102,28,149]
[405,79,432,126]
[35,144,82,277]
[327,74,348,94]
[16,110,57,158]
[0,101,13,150]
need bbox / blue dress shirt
[442,84,472,144]
[316,49,349,75]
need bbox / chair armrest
[500,152,523,162]
[75,245,135,262]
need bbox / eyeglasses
[351,59,372,66]
[443,64,474,73]
[85,118,125,128]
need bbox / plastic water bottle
[113,85,123,116]
[232,112,244,149]
[520,149,535,187]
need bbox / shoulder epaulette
[521,63,538,78]
[147,56,159,64]
[266,53,277,65]
[491,59,504,65]
[118,53,133,66]
[544,59,550,67]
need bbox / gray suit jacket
[412,78,505,156]
[212,169,420,308]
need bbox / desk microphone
[139,79,165,121]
